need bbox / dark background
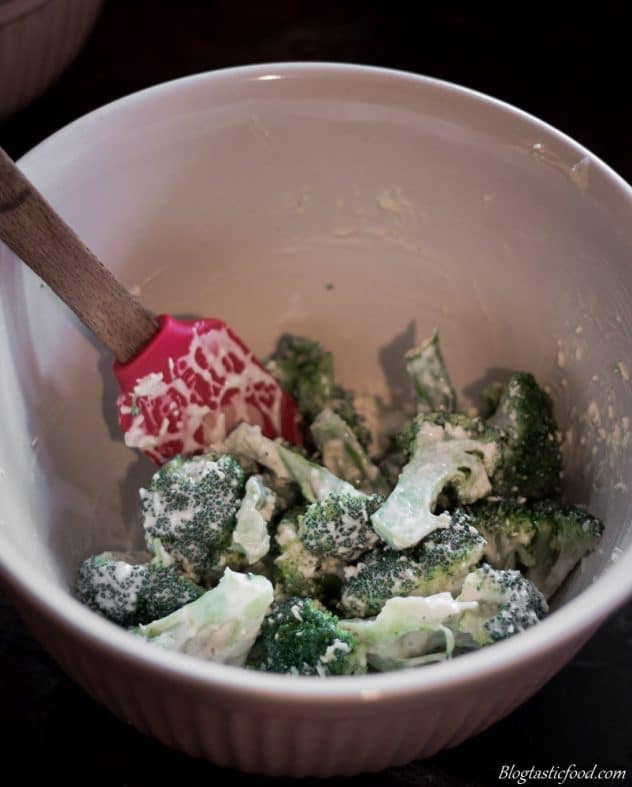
[1,2,631,785]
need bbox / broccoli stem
[405,329,457,413]
[310,408,390,495]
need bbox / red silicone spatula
[0,147,301,464]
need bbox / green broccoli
[465,498,604,599]
[265,334,371,450]
[341,593,478,670]
[272,515,344,604]
[371,413,500,549]
[488,372,562,499]
[340,512,486,617]
[327,384,373,451]
[76,551,203,627]
[134,568,273,665]
[310,408,389,495]
[265,334,335,421]
[454,563,548,646]
[247,597,363,676]
[140,453,245,583]
[405,329,457,413]
[230,475,276,565]
[298,491,384,562]
[224,423,356,503]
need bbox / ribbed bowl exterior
[0,0,103,120]
[9,584,595,777]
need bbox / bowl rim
[2,61,632,705]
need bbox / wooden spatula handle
[0,147,158,364]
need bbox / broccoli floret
[463,498,538,571]
[247,597,363,676]
[140,453,245,583]
[405,329,457,413]
[340,513,486,617]
[298,491,384,562]
[328,384,372,451]
[230,475,276,565]
[134,568,273,666]
[488,372,562,499]
[371,413,500,549]
[265,334,334,421]
[341,593,478,670]
[466,499,604,599]
[265,334,371,450]
[454,564,548,646]
[526,501,604,599]
[76,551,203,626]
[310,408,389,495]
[273,516,344,604]
[224,423,356,503]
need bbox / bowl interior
[1,65,631,614]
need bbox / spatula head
[113,315,302,464]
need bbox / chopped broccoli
[328,384,372,451]
[465,498,604,599]
[140,453,245,583]
[405,329,457,413]
[298,491,384,562]
[247,597,363,676]
[265,334,371,450]
[265,334,335,421]
[273,516,344,604]
[230,475,276,565]
[134,568,273,665]
[488,372,562,499]
[310,408,389,494]
[76,551,203,626]
[371,413,500,549]
[463,498,538,571]
[340,512,486,617]
[224,423,356,502]
[341,593,478,670]
[455,564,547,646]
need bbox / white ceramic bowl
[1,63,631,777]
[0,0,103,120]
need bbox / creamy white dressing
[231,475,274,564]
[137,568,273,666]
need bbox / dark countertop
[1,3,631,784]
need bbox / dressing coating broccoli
[248,597,363,676]
[230,475,276,565]
[310,408,388,494]
[465,498,604,599]
[134,568,273,665]
[272,515,344,604]
[298,491,384,562]
[455,563,547,646]
[224,423,355,502]
[140,453,245,583]
[405,329,457,413]
[488,372,562,499]
[372,413,500,549]
[76,551,203,626]
[341,593,478,670]
[340,512,486,617]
